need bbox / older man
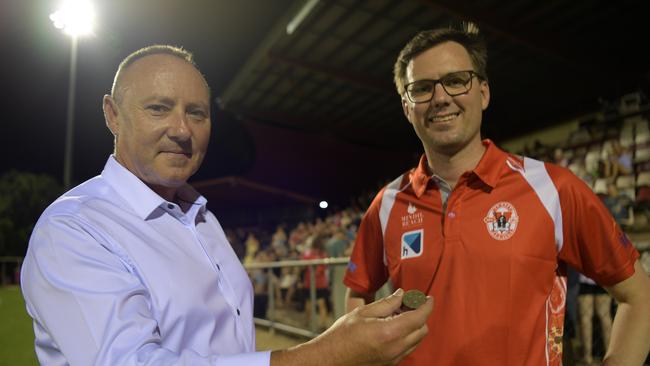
[21,45,432,365]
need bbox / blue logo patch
[401,229,423,259]
[618,232,631,247]
[347,261,357,272]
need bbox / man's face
[104,54,211,193]
[402,41,490,156]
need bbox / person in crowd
[603,181,634,228]
[244,231,261,266]
[344,25,650,365]
[251,249,271,318]
[301,233,330,332]
[21,44,432,365]
[578,273,613,365]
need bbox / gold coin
[402,289,426,309]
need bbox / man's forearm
[603,261,650,365]
[345,289,375,312]
[603,301,650,365]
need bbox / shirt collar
[409,139,509,197]
[472,139,509,188]
[101,155,207,220]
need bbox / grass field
[0,285,302,365]
[0,286,38,366]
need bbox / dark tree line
[0,171,62,256]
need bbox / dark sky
[3,0,649,214]
[0,0,294,181]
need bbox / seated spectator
[603,182,634,227]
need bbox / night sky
[3,0,650,214]
[1,0,292,182]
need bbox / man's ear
[480,80,490,111]
[402,97,413,125]
[103,95,120,136]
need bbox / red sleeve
[343,188,389,294]
[551,165,640,286]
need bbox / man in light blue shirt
[21,45,433,365]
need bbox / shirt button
[448,212,456,218]
[236,309,240,316]
[167,203,174,210]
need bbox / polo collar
[409,139,508,197]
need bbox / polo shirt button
[167,203,174,210]
[448,212,456,218]
[236,309,241,316]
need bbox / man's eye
[443,77,465,87]
[189,110,207,118]
[410,83,432,94]
[147,105,169,113]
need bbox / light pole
[49,0,94,190]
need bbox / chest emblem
[483,201,519,240]
[401,229,423,259]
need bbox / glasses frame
[404,70,482,104]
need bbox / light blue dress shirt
[21,156,271,365]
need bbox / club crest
[483,201,519,240]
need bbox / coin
[402,289,426,309]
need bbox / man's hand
[271,288,433,366]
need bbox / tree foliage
[0,171,62,256]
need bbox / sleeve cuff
[216,351,271,366]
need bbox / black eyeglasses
[404,70,482,103]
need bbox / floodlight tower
[50,0,95,189]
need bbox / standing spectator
[578,274,613,365]
[301,234,330,332]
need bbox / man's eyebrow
[140,95,175,105]
[186,101,209,110]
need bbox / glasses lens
[441,71,472,96]
[406,81,434,103]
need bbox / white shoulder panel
[514,158,564,253]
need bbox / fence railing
[245,257,350,339]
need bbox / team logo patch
[483,201,519,240]
[401,229,423,259]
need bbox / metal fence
[245,257,350,339]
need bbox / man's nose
[168,112,192,140]
[430,82,450,106]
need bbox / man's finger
[390,296,434,332]
[357,288,404,318]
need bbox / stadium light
[319,201,328,209]
[49,0,95,36]
[286,0,319,35]
[49,0,95,189]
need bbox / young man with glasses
[344,26,650,365]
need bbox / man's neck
[424,140,486,188]
[150,184,178,203]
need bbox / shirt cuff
[217,351,271,366]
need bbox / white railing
[245,257,350,338]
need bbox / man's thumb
[358,288,403,318]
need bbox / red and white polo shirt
[344,140,639,366]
